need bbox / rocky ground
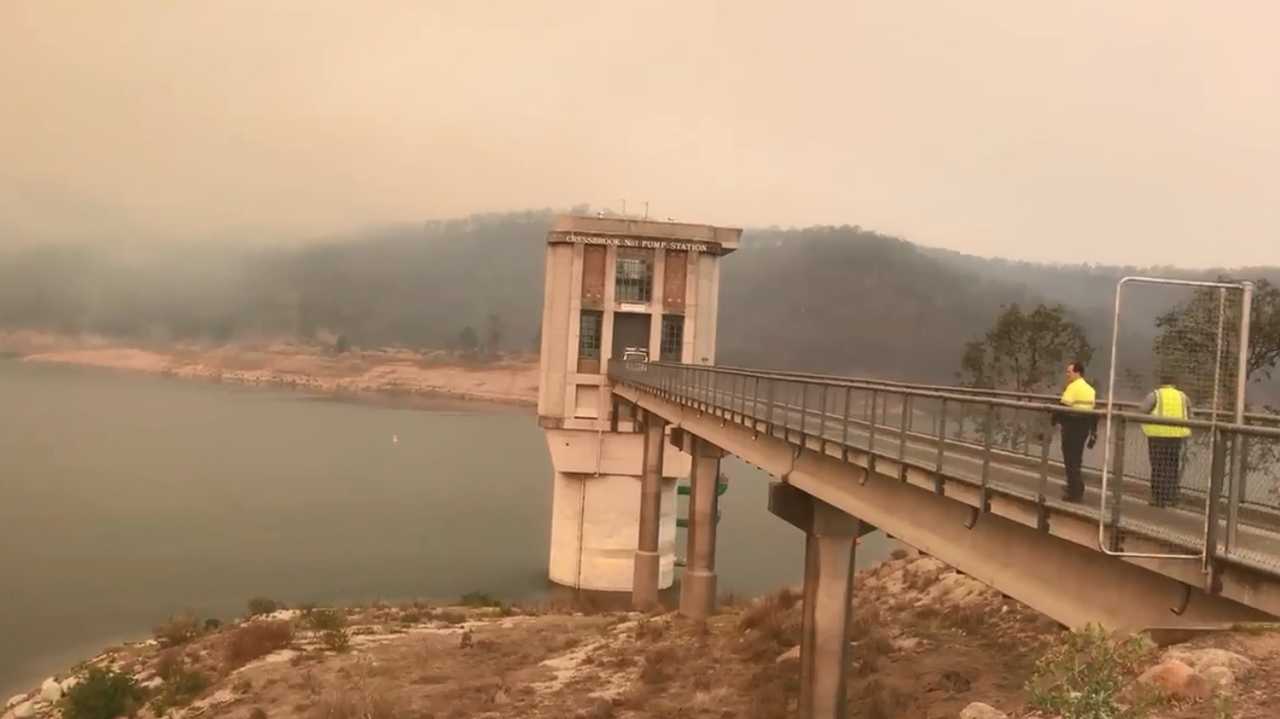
[4,552,1277,719]
[0,331,539,405]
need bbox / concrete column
[769,482,866,719]
[632,412,666,608]
[680,435,722,619]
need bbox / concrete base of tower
[547,470,678,591]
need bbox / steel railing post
[1109,417,1127,552]
[818,384,829,454]
[935,398,948,494]
[782,382,791,439]
[980,403,994,502]
[1204,427,1228,575]
[1227,429,1245,553]
[751,375,761,433]
[1037,412,1052,528]
[765,378,776,436]
[737,373,745,423]
[1229,281,1253,552]
[898,394,911,477]
[798,381,809,443]
[841,386,852,462]
[868,390,878,454]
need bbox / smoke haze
[2,1,1277,266]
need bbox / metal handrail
[713,363,1280,426]
[608,360,1280,580]
[642,361,1280,439]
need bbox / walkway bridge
[608,359,1280,717]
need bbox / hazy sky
[2,1,1276,266]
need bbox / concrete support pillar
[769,482,868,719]
[632,412,666,608]
[680,435,723,619]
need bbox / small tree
[457,325,479,353]
[960,303,1094,393]
[486,312,504,357]
[1154,277,1280,390]
[1027,625,1163,719]
[62,668,145,719]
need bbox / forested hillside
[1,210,1273,385]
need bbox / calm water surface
[0,360,891,695]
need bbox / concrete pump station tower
[536,214,742,592]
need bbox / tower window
[660,315,684,362]
[577,310,603,374]
[579,311,602,359]
[615,251,653,303]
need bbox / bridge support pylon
[633,411,666,609]
[680,433,724,619]
[770,482,874,719]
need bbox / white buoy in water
[392,434,399,445]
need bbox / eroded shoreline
[0,332,538,407]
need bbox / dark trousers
[1060,419,1091,497]
[1147,437,1183,506]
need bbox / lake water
[0,359,892,695]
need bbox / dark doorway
[611,312,651,361]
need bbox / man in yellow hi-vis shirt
[1052,361,1097,502]
[1140,374,1192,507]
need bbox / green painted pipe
[676,511,721,528]
[676,481,729,497]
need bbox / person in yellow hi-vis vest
[1140,374,1192,507]
[1052,361,1097,502]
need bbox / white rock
[1163,647,1253,676]
[11,702,35,719]
[60,676,82,693]
[4,696,24,710]
[39,679,61,702]
[1203,665,1235,691]
[959,703,1008,719]
[775,646,801,663]
[891,636,927,653]
[141,677,164,690]
[1137,660,1212,701]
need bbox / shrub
[738,588,800,633]
[848,603,884,642]
[153,612,202,647]
[864,677,911,719]
[250,710,268,719]
[1027,624,1162,719]
[203,618,223,632]
[150,665,210,713]
[307,609,346,632]
[640,647,676,685]
[307,693,408,719]
[322,629,352,653]
[247,597,281,617]
[634,618,666,642]
[890,548,910,561]
[225,620,294,668]
[460,592,502,608]
[432,609,466,626]
[61,667,144,719]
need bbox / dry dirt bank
[6,552,1277,719]
[0,332,538,406]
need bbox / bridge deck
[609,362,1280,581]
